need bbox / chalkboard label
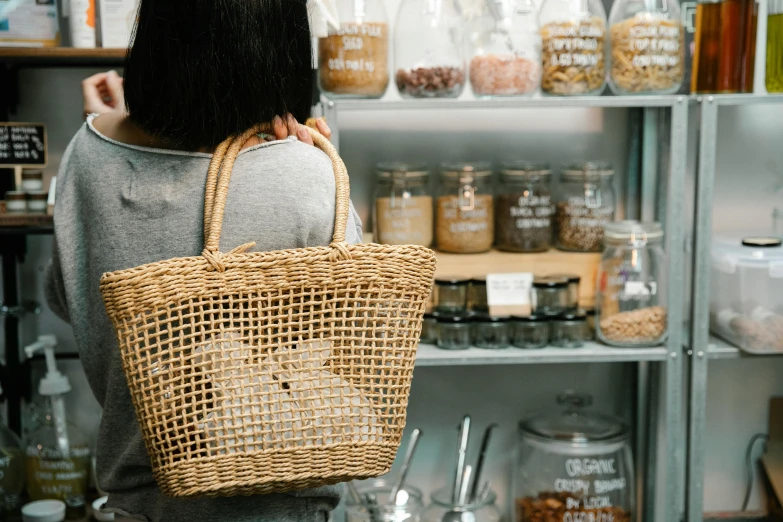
[0,123,47,168]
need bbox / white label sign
[486,273,534,316]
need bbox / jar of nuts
[436,162,494,254]
[394,0,466,98]
[597,221,668,347]
[555,162,616,252]
[318,0,390,99]
[539,0,608,95]
[514,392,635,522]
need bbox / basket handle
[202,121,351,267]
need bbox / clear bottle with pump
[0,382,24,516]
[23,336,91,510]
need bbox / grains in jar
[555,162,615,252]
[495,162,553,253]
[373,162,433,247]
[541,17,607,95]
[318,20,390,98]
[436,162,494,254]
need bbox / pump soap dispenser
[23,336,90,509]
[0,381,24,514]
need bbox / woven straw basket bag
[100,123,436,498]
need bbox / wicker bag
[100,124,436,498]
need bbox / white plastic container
[69,0,97,48]
[710,235,783,354]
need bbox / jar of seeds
[436,162,494,254]
[373,162,433,247]
[495,161,554,253]
[555,162,616,252]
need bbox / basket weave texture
[100,124,436,498]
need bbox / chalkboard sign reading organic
[0,123,47,168]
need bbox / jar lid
[742,236,782,247]
[533,276,569,289]
[583,308,596,317]
[436,314,472,324]
[513,314,551,323]
[5,191,26,200]
[604,220,664,241]
[28,191,48,201]
[21,500,66,522]
[439,161,493,178]
[519,392,629,444]
[553,311,588,322]
[711,235,783,276]
[435,277,471,286]
[473,313,511,323]
[561,162,614,180]
[424,311,442,320]
[376,162,429,179]
[500,161,552,178]
[470,277,487,286]
[22,170,43,179]
[547,273,581,284]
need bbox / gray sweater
[45,118,362,521]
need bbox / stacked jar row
[318,0,685,99]
[373,161,616,254]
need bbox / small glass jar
[435,278,470,313]
[473,314,511,349]
[421,312,439,345]
[767,1,783,92]
[4,191,26,213]
[469,0,541,98]
[495,162,553,253]
[555,162,616,253]
[550,312,589,348]
[608,0,685,95]
[539,0,608,95]
[512,315,551,349]
[597,221,668,347]
[373,162,433,247]
[469,278,489,313]
[21,170,44,192]
[436,315,473,350]
[318,0,390,99]
[395,0,466,98]
[436,162,494,254]
[27,192,48,213]
[532,276,570,317]
[422,487,502,522]
[548,273,580,311]
[345,479,425,522]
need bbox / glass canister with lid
[436,162,494,254]
[469,0,542,98]
[373,162,434,247]
[555,162,616,253]
[539,0,608,95]
[317,0,390,99]
[608,0,685,94]
[495,161,554,253]
[394,0,466,98]
[596,221,668,347]
[514,392,635,522]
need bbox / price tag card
[0,123,47,168]
[486,273,534,317]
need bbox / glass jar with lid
[548,273,581,311]
[436,162,494,254]
[539,0,608,95]
[437,315,473,350]
[395,0,466,98]
[373,162,434,247]
[469,278,489,313]
[318,0,390,99]
[422,487,503,522]
[550,311,589,348]
[555,162,616,253]
[435,278,471,313]
[597,221,668,347]
[608,0,685,95]
[473,314,512,349]
[495,162,554,253]
[532,276,570,316]
[469,0,542,98]
[512,315,551,349]
[514,392,635,522]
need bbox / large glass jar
[469,0,542,98]
[436,162,494,254]
[318,0,390,99]
[768,1,783,93]
[373,162,433,247]
[539,0,608,95]
[395,0,466,98]
[514,392,635,522]
[422,487,503,522]
[608,0,685,95]
[495,162,553,253]
[555,163,616,253]
[596,221,668,347]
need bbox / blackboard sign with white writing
[0,123,47,168]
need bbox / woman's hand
[82,70,125,119]
[266,114,332,146]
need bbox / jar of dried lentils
[555,162,616,252]
[436,162,494,254]
[495,161,553,253]
[539,0,608,95]
[318,0,390,99]
[373,162,433,247]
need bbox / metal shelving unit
[687,94,783,522]
[329,94,689,522]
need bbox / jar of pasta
[608,0,685,94]
[318,0,390,99]
[436,162,494,254]
[373,162,433,247]
[539,0,608,95]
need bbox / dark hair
[124,0,314,150]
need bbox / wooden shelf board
[0,47,126,65]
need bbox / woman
[45,1,361,520]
